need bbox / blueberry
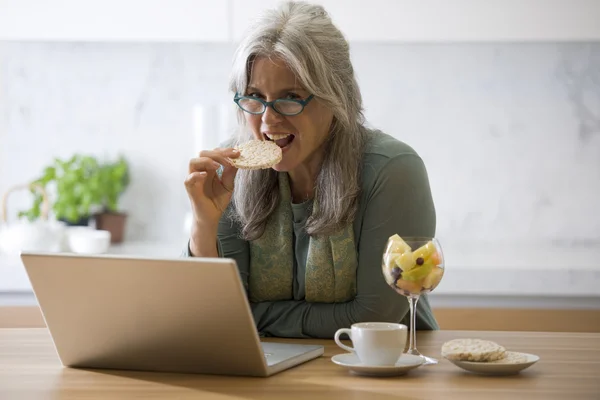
[391,266,402,281]
[416,257,424,266]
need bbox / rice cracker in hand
[230,140,282,170]
[441,338,507,362]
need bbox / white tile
[0,42,598,256]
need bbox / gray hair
[228,0,368,240]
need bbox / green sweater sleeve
[182,208,251,291]
[251,153,439,338]
[216,210,251,291]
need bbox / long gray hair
[229,1,368,240]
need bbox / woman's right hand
[184,148,239,231]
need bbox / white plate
[331,353,424,377]
[446,352,540,376]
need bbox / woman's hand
[185,147,239,232]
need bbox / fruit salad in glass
[382,235,444,365]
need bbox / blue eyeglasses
[234,94,315,116]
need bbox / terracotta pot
[94,212,127,243]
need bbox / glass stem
[407,295,420,355]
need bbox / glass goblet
[382,235,444,365]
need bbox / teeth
[265,133,292,140]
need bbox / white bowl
[67,228,111,254]
[0,220,66,255]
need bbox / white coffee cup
[334,322,408,366]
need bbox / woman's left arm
[251,153,438,338]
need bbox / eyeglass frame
[233,93,315,116]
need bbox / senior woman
[184,1,439,338]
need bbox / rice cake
[487,351,529,364]
[230,140,282,170]
[441,338,507,362]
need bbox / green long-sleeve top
[184,130,440,338]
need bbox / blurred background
[1,0,599,329]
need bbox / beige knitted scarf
[248,172,357,303]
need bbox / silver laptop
[20,251,324,377]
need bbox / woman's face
[242,56,334,174]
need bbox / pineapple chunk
[385,251,416,273]
[388,234,411,254]
[402,259,434,282]
[412,241,437,263]
[394,251,416,272]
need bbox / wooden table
[1,329,599,399]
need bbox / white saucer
[331,353,424,377]
[446,352,540,376]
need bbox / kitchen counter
[1,240,599,308]
[0,241,187,293]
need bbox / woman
[183,1,439,338]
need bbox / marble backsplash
[0,42,599,247]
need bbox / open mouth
[263,132,295,148]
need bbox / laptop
[20,251,324,377]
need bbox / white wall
[1,42,599,249]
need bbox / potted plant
[19,154,105,226]
[94,156,130,243]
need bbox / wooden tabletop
[1,328,599,400]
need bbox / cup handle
[334,328,354,353]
